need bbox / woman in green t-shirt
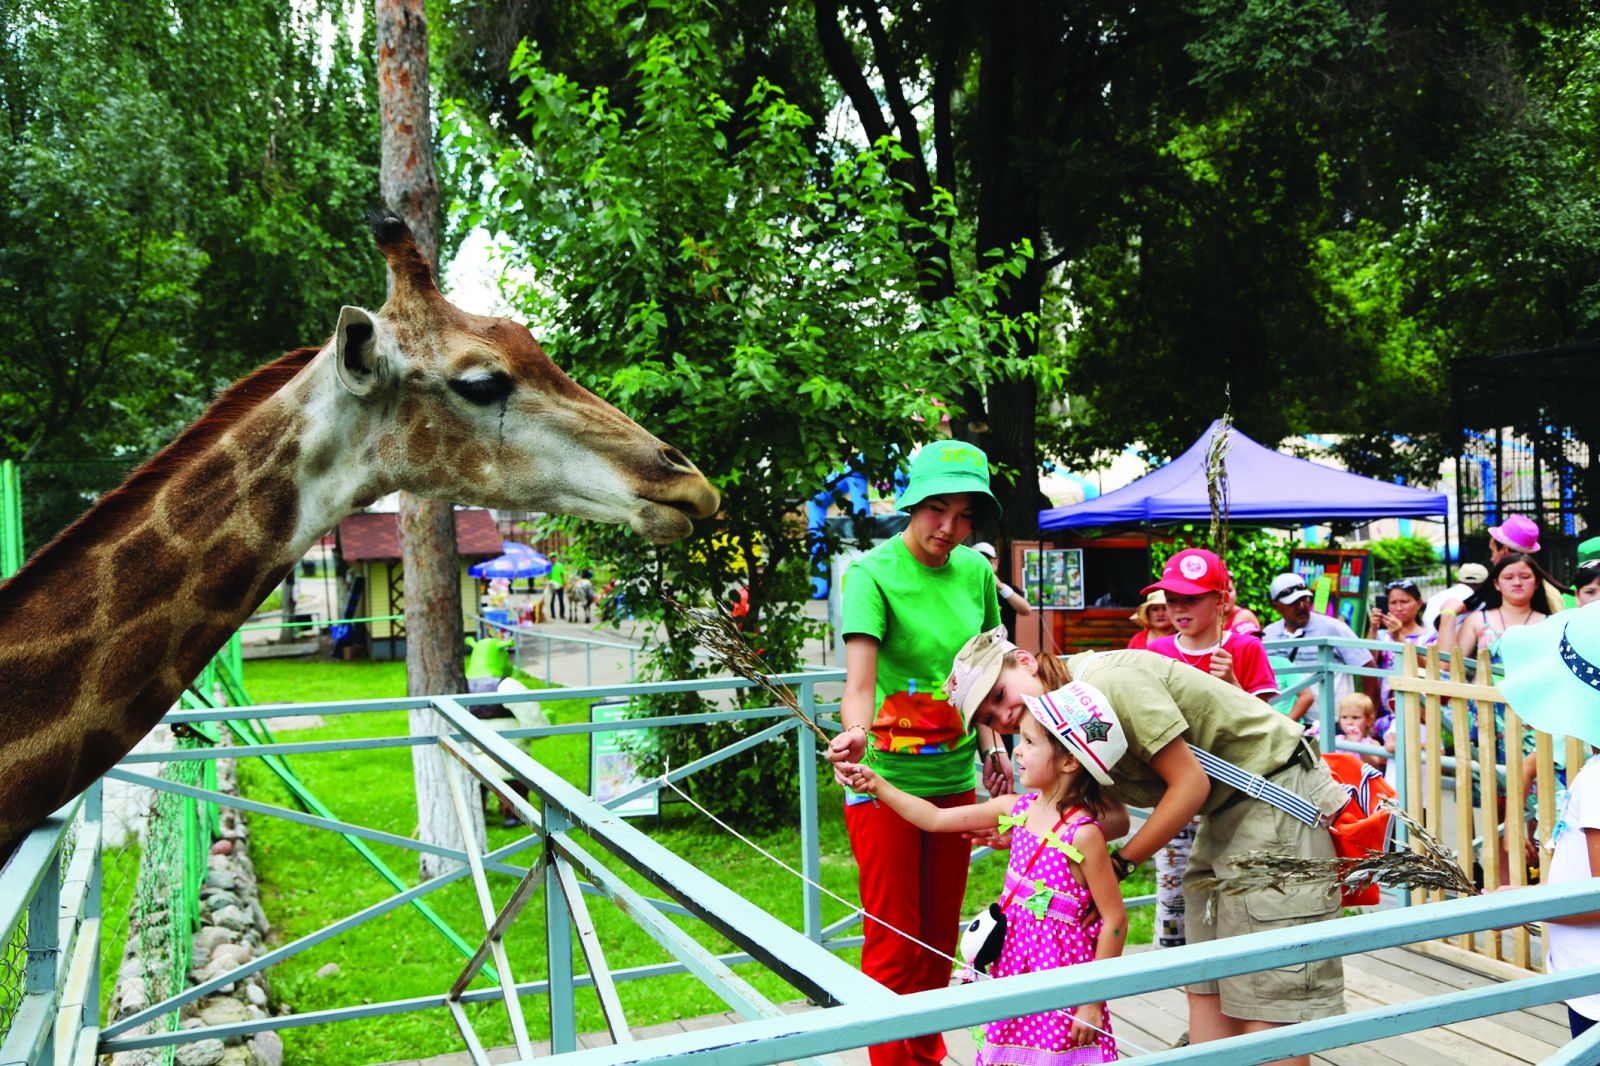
[823,440,1005,1066]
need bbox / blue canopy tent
[1038,420,1448,530]
[469,541,552,580]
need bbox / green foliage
[1365,535,1440,584]
[1040,2,1598,477]
[0,0,384,551]
[442,10,1032,825]
[1149,526,1292,621]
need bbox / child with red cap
[1138,548,1280,959]
[1144,548,1280,701]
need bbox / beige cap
[943,627,1016,729]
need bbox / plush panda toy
[959,901,1007,975]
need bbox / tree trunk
[376,0,482,880]
[971,0,1050,542]
[277,570,297,643]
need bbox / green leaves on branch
[444,9,1034,825]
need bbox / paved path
[364,944,1568,1065]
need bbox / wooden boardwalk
[370,944,1573,1065]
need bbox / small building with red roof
[333,508,503,659]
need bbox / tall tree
[376,0,481,877]
[443,11,1034,822]
[813,0,1066,539]
[0,0,383,553]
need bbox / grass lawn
[236,658,1153,1066]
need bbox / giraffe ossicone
[0,213,719,857]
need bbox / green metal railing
[6,637,1600,1064]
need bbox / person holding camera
[1366,578,1435,719]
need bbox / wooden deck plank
[1375,945,1568,1026]
[1356,948,1571,1046]
[1342,987,1527,1066]
[1344,963,1558,1061]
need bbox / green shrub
[1366,534,1439,583]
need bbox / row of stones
[108,757,284,1066]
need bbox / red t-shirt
[1127,629,1150,650]
[1146,631,1280,698]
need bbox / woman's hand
[1382,612,1406,638]
[1367,608,1385,638]
[827,725,869,787]
[982,750,1014,797]
[1069,1002,1106,1049]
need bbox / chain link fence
[100,730,218,1065]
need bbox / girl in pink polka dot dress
[844,682,1127,1065]
[979,796,1118,1064]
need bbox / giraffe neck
[0,341,389,847]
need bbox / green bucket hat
[896,441,1002,524]
[1499,607,1600,748]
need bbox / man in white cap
[972,541,1032,619]
[949,631,1351,1062]
[1422,561,1490,631]
[1260,573,1375,723]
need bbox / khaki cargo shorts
[1183,760,1346,1024]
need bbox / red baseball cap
[1142,548,1230,597]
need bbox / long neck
[0,343,385,851]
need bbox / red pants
[846,790,974,1066]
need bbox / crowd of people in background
[505,505,1599,1056]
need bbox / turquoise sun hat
[896,441,1002,524]
[1499,605,1600,749]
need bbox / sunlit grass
[235,657,1150,1066]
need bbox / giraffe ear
[334,305,383,397]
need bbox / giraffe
[0,213,720,857]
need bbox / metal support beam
[533,885,1600,1066]
[449,860,547,1000]
[100,835,541,1040]
[101,767,529,877]
[430,697,887,1008]
[553,857,632,1044]
[551,831,784,1022]
[545,806,578,1055]
[601,719,798,814]
[797,680,822,944]
[442,752,537,1065]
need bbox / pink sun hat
[1488,514,1542,554]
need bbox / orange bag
[1322,752,1396,906]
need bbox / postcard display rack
[1287,548,1372,631]
[1022,547,1085,610]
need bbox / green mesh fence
[0,458,22,578]
[106,737,217,1064]
[0,807,82,1048]
[0,916,26,1042]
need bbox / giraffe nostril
[659,445,693,473]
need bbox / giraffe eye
[449,372,513,406]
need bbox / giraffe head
[329,214,718,541]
